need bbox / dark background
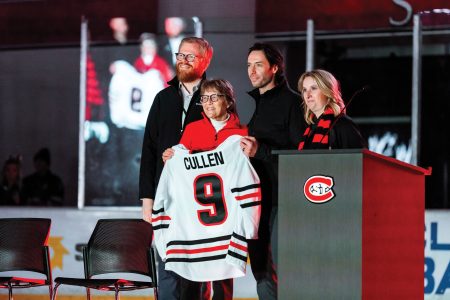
[1,0,449,208]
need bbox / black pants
[201,279,233,300]
[157,253,233,300]
[248,206,278,300]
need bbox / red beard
[176,63,202,82]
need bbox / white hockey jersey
[152,135,261,282]
[108,60,165,130]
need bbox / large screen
[82,17,199,206]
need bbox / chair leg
[114,284,120,300]
[86,287,91,300]
[49,284,53,300]
[52,283,60,300]
[154,287,158,300]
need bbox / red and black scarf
[298,108,335,150]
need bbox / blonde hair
[297,69,345,125]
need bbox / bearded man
[139,37,214,299]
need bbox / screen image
[82,17,197,206]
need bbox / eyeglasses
[199,94,225,104]
[175,53,196,62]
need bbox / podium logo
[303,175,335,204]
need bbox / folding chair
[52,218,158,300]
[0,218,53,300]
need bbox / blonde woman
[297,69,365,150]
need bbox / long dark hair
[248,42,286,86]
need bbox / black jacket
[302,115,366,149]
[139,75,204,199]
[247,82,306,208]
[329,115,366,149]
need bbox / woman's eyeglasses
[199,94,225,104]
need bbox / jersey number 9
[194,174,228,226]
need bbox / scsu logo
[303,175,335,204]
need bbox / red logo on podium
[303,175,335,203]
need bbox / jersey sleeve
[230,151,262,240]
[151,163,172,260]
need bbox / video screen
[83,17,198,206]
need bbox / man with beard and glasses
[240,43,306,300]
[139,37,214,299]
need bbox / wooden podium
[276,149,430,299]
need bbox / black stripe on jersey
[167,234,232,247]
[227,250,247,262]
[152,207,165,214]
[232,232,246,242]
[153,224,169,230]
[231,184,261,193]
[240,200,262,208]
[166,254,226,263]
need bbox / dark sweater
[247,82,306,208]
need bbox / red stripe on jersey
[166,244,228,255]
[152,216,171,222]
[230,241,247,252]
[235,191,261,201]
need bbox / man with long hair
[241,43,306,300]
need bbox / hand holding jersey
[240,136,259,157]
[162,147,175,163]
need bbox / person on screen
[162,17,186,66]
[139,37,213,299]
[297,69,365,150]
[0,155,23,206]
[134,32,173,84]
[109,17,129,45]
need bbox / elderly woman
[163,78,247,157]
[180,79,247,152]
[162,78,246,300]
[297,69,365,150]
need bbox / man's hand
[142,198,154,223]
[240,136,259,157]
[162,148,175,163]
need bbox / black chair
[0,218,53,300]
[52,219,158,300]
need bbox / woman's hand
[162,148,175,163]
